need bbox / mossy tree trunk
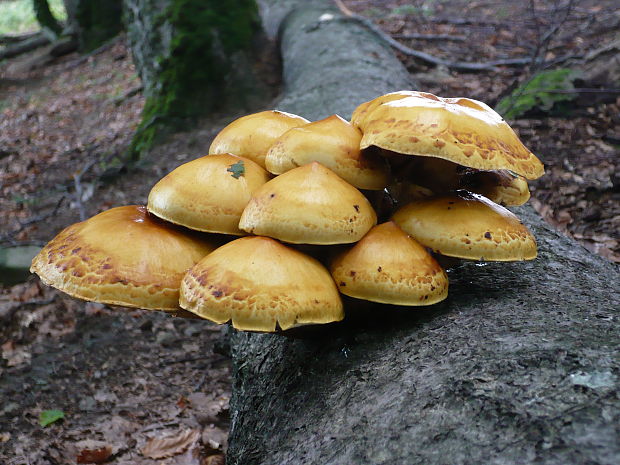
[74,0,123,52]
[124,0,267,160]
[33,0,63,37]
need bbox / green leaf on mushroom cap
[227,161,245,179]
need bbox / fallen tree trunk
[227,2,620,464]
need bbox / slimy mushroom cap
[180,236,344,331]
[30,206,217,310]
[331,221,448,305]
[392,191,537,261]
[147,154,270,235]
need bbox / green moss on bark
[128,0,261,161]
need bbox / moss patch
[129,0,261,161]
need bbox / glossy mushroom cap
[331,222,448,305]
[461,170,530,206]
[351,90,419,129]
[180,236,344,331]
[358,91,544,180]
[392,191,537,261]
[147,154,271,235]
[30,206,217,310]
[209,110,309,169]
[239,162,377,244]
[265,114,390,190]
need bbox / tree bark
[124,0,270,160]
[74,0,123,52]
[226,2,620,464]
[32,0,63,37]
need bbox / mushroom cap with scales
[239,162,377,244]
[265,114,390,190]
[331,221,449,306]
[209,110,309,169]
[357,91,545,180]
[392,191,537,261]
[30,205,217,310]
[147,154,271,236]
[180,236,344,332]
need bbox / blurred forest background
[0,0,618,463]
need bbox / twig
[63,35,122,70]
[393,33,466,42]
[112,85,143,106]
[0,31,41,45]
[0,35,50,60]
[194,371,209,391]
[0,196,66,247]
[499,0,577,116]
[72,157,99,221]
[334,8,530,72]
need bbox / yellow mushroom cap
[239,162,377,244]
[265,114,390,190]
[180,236,344,331]
[461,170,530,206]
[147,154,270,235]
[351,90,419,129]
[208,110,310,169]
[358,91,544,180]
[331,221,448,306]
[30,206,217,310]
[392,191,537,261]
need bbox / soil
[1,1,619,463]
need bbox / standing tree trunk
[124,0,270,160]
[33,0,63,37]
[74,0,123,52]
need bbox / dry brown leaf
[141,429,201,459]
[76,445,113,464]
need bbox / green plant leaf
[39,409,65,427]
[227,161,245,179]
[496,68,581,119]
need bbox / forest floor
[1,0,619,463]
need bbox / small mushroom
[147,154,271,235]
[239,162,377,244]
[209,110,309,169]
[265,114,390,190]
[30,206,217,310]
[392,191,537,261]
[331,221,448,305]
[460,169,530,206]
[180,236,344,331]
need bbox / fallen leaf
[141,429,201,459]
[40,409,65,427]
[77,445,113,464]
[0,432,10,442]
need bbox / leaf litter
[1,2,619,464]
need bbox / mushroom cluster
[31,91,544,332]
